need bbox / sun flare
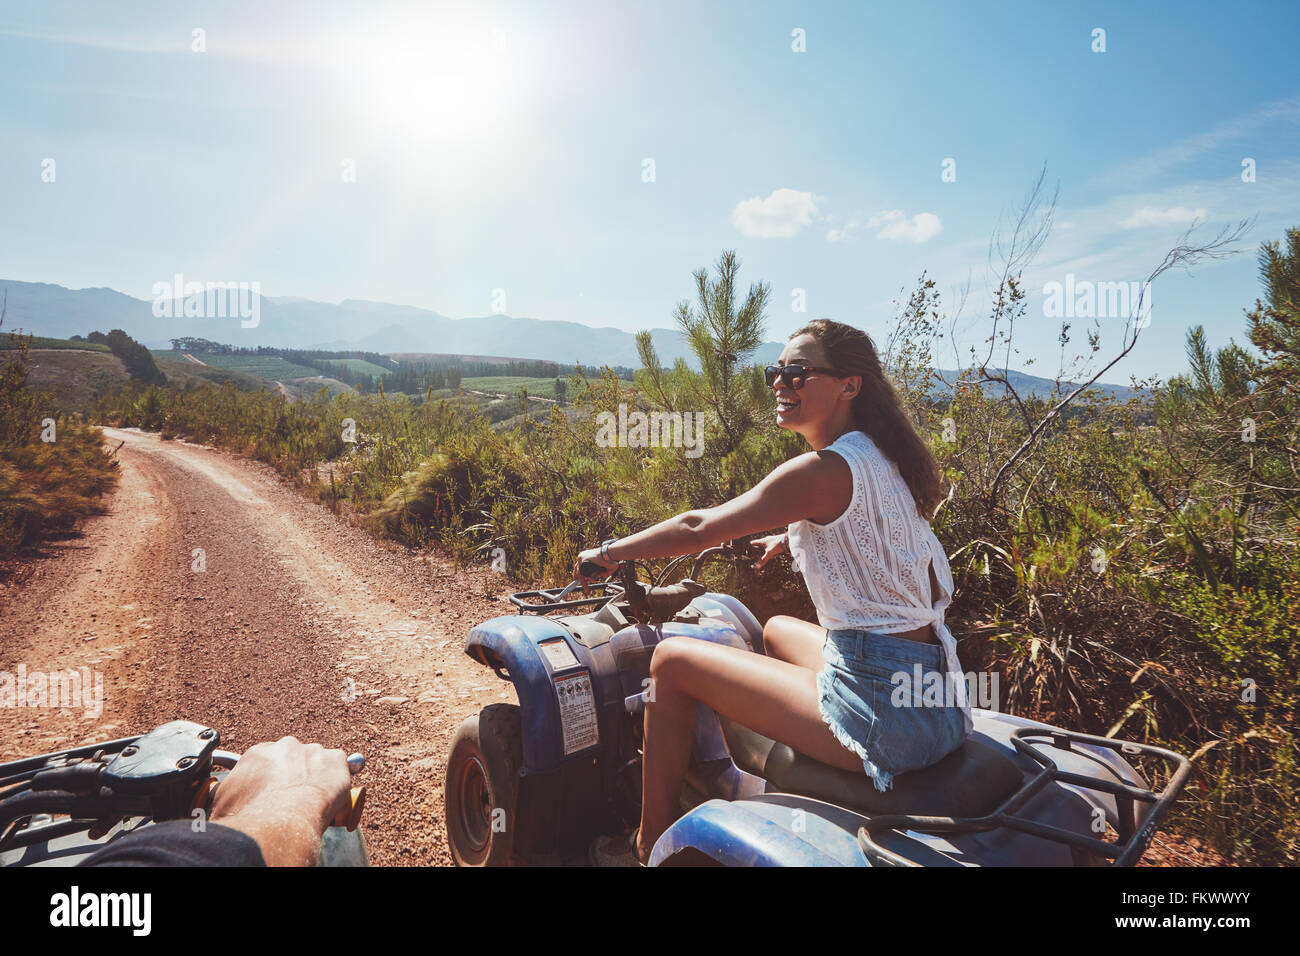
[355,21,511,144]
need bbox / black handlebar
[578,559,608,578]
[507,542,759,618]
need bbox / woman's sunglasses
[764,363,835,390]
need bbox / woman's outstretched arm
[580,448,852,568]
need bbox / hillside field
[153,351,321,379]
[461,375,564,399]
[315,357,394,378]
[0,334,111,353]
[18,348,130,410]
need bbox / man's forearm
[213,807,322,867]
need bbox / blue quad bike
[0,721,369,867]
[446,543,1192,867]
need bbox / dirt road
[0,427,517,866]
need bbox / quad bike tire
[445,703,523,866]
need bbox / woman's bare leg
[637,635,862,861]
[763,614,827,670]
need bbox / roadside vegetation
[0,300,120,561]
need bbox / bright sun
[357,20,511,144]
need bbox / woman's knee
[649,635,695,685]
[762,615,799,657]
[763,615,826,670]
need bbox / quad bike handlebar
[0,721,367,860]
[203,749,367,832]
[508,540,762,624]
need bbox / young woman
[575,318,972,866]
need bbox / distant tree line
[87,330,165,385]
[277,348,399,370]
[379,358,587,395]
[162,336,638,394]
[382,363,462,393]
[275,349,397,391]
[168,337,233,353]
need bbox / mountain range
[0,279,1141,400]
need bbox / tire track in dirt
[0,427,518,866]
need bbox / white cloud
[1094,94,1300,190]
[867,210,943,244]
[1119,205,1208,229]
[826,217,861,242]
[731,188,821,238]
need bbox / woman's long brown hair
[792,318,942,518]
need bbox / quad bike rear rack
[856,726,1193,867]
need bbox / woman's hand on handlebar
[574,546,619,594]
[750,533,787,571]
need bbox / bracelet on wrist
[600,538,619,561]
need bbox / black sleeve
[79,819,266,867]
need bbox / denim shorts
[816,628,967,792]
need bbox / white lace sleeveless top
[787,428,973,736]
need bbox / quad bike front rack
[856,726,1194,867]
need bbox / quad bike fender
[465,614,617,772]
[648,795,872,867]
[649,788,1093,868]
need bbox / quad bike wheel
[445,703,523,866]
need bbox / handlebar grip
[332,786,366,831]
[203,778,366,831]
[578,559,610,578]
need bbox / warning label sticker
[553,670,599,755]
[538,638,580,671]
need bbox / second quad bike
[445,543,1191,866]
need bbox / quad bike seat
[718,715,1024,818]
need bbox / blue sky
[2,0,1297,379]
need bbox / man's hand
[209,736,352,867]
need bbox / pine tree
[635,250,770,461]
[1246,227,1300,398]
